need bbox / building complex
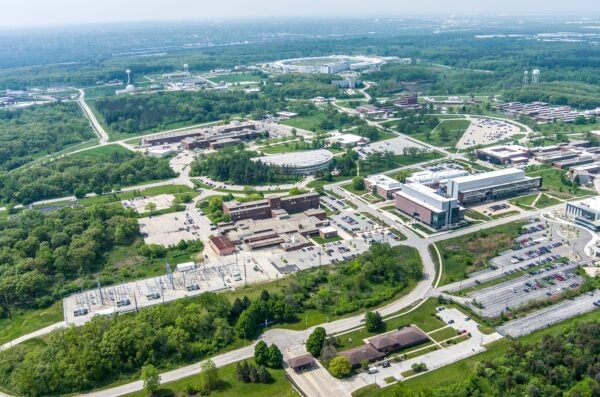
[141,121,256,147]
[565,197,600,232]
[252,149,333,174]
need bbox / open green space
[336,298,447,351]
[436,221,525,285]
[74,144,133,158]
[509,193,538,209]
[79,184,199,206]
[0,301,63,345]
[281,113,329,132]
[490,210,520,219]
[370,308,600,396]
[428,326,459,343]
[526,166,594,199]
[535,193,562,208]
[464,208,491,221]
[124,358,297,397]
[311,235,343,245]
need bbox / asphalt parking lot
[320,194,347,212]
[497,291,599,337]
[269,239,370,273]
[355,136,427,159]
[331,211,378,234]
[442,220,589,293]
[467,262,583,318]
[139,204,210,246]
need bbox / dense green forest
[0,149,176,204]
[0,243,421,396]
[262,73,358,100]
[93,90,284,134]
[190,148,298,185]
[380,321,600,397]
[0,102,94,170]
[0,205,139,312]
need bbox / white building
[329,132,368,148]
[394,183,463,229]
[566,196,600,231]
[447,168,542,204]
[364,174,402,199]
[407,169,470,187]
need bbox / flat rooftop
[449,168,524,184]
[569,196,600,213]
[253,149,333,168]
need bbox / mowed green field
[281,113,328,132]
[124,359,298,397]
[74,144,133,158]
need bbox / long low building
[394,182,464,229]
[477,145,531,165]
[252,149,333,175]
[364,174,402,199]
[141,122,256,146]
[447,168,542,205]
[223,192,321,222]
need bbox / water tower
[522,70,529,86]
[126,69,131,85]
[532,69,540,85]
[183,64,190,75]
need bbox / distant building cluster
[140,121,257,148]
[498,102,592,123]
[368,162,544,229]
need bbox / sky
[2,0,600,28]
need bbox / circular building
[253,149,333,174]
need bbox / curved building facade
[253,149,333,174]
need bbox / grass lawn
[79,185,198,206]
[352,384,382,397]
[124,358,297,397]
[526,167,593,198]
[74,144,133,158]
[340,182,367,196]
[336,298,446,351]
[490,210,521,219]
[0,301,63,345]
[437,221,525,285]
[464,209,491,221]
[535,193,562,209]
[259,142,307,154]
[371,308,600,396]
[311,235,343,245]
[410,119,471,148]
[392,151,445,167]
[281,113,328,132]
[306,175,352,190]
[509,193,538,209]
[428,326,459,342]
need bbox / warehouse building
[447,168,542,205]
[208,235,236,256]
[407,167,469,188]
[394,182,463,229]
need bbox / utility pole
[97,277,104,305]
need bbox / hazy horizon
[3,0,600,29]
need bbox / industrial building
[565,197,600,231]
[364,174,403,199]
[331,77,361,88]
[208,235,236,256]
[393,93,422,110]
[498,102,589,123]
[252,149,333,175]
[394,182,463,229]
[476,145,531,165]
[447,168,542,205]
[219,211,329,251]
[223,192,321,222]
[141,122,256,146]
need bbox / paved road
[77,89,109,144]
